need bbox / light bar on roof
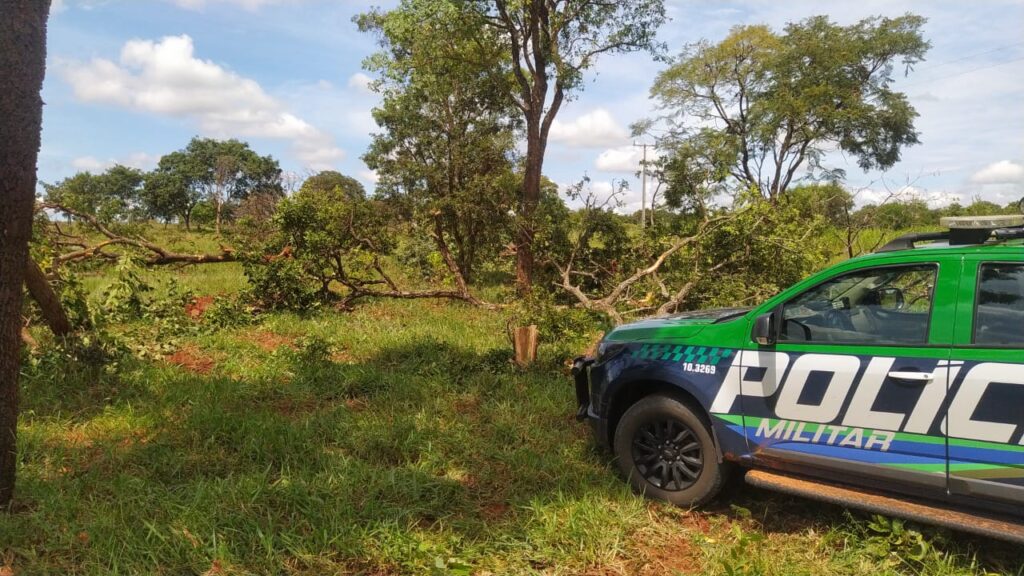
[940,215,1024,229]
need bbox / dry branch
[557,212,742,324]
[39,202,237,267]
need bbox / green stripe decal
[713,413,1024,455]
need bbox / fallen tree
[39,202,237,269]
[556,213,742,325]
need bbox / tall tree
[147,138,283,232]
[645,15,929,203]
[0,0,51,507]
[358,0,518,283]
[472,0,667,292]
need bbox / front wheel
[613,394,728,507]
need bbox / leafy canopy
[645,14,930,203]
[43,165,145,223]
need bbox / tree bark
[0,0,51,507]
[515,124,541,295]
[23,256,71,337]
[214,198,222,235]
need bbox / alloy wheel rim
[631,418,703,491]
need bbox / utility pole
[634,142,652,228]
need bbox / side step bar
[745,469,1024,544]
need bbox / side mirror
[877,287,905,310]
[752,312,776,346]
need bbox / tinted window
[780,265,936,345]
[975,263,1024,346]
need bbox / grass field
[3,248,1024,575]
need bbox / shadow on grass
[13,336,1024,574]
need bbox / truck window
[780,264,936,345]
[974,263,1024,347]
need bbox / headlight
[596,340,626,362]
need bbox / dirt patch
[479,501,511,521]
[244,330,296,352]
[630,531,702,575]
[166,346,216,374]
[622,510,713,576]
[185,295,216,319]
[271,397,320,418]
[344,398,368,412]
[453,394,481,415]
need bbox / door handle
[888,371,934,383]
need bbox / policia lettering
[710,352,1024,446]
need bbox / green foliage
[242,257,321,311]
[145,137,283,228]
[100,256,156,322]
[647,14,929,201]
[237,174,394,310]
[300,170,367,200]
[508,292,608,346]
[718,522,768,576]
[201,296,257,330]
[359,1,518,282]
[43,165,146,223]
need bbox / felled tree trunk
[23,256,71,337]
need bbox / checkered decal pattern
[631,344,734,365]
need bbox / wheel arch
[605,377,721,460]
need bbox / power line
[910,41,1024,74]
[903,54,1024,88]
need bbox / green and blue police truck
[572,215,1024,542]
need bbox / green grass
[4,233,1024,574]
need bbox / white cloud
[855,185,963,209]
[71,152,158,173]
[549,108,629,148]
[347,72,374,94]
[169,0,296,10]
[358,169,380,185]
[595,145,663,173]
[971,160,1024,185]
[71,156,107,172]
[50,0,66,14]
[61,35,345,170]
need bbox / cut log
[512,325,539,367]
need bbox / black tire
[613,394,727,507]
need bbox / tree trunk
[23,256,71,337]
[0,0,51,508]
[516,121,544,295]
[215,198,222,235]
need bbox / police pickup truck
[572,216,1024,542]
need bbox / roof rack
[877,215,1024,253]
[877,231,949,252]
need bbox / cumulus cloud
[347,72,374,94]
[169,0,295,10]
[855,185,963,209]
[549,108,629,148]
[358,169,380,185]
[971,160,1024,184]
[595,145,663,173]
[71,152,159,172]
[61,35,344,170]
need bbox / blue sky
[41,0,1024,211]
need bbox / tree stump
[512,325,539,367]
